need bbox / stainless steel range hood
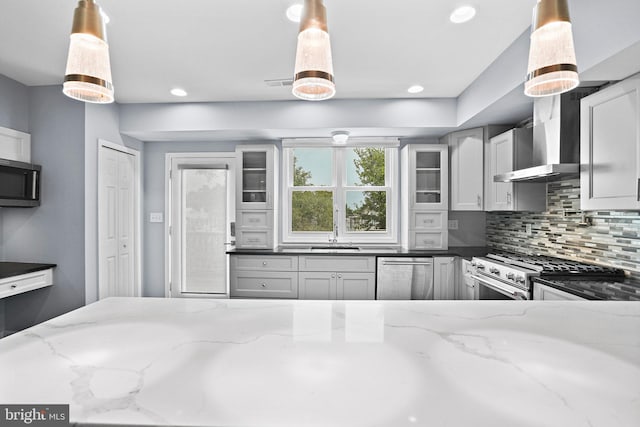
[494,88,598,183]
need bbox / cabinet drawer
[232,255,298,271]
[411,211,447,230]
[0,269,53,299]
[299,256,376,272]
[236,229,272,248]
[410,231,448,250]
[237,210,271,228]
[230,271,298,298]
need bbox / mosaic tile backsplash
[486,179,640,279]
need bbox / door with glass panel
[169,155,235,297]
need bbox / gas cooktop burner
[487,252,625,277]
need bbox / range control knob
[515,276,526,284]
[489,267,500,275]
[506,273,515,281]
[476,263,485,270]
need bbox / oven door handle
[469,275,528,300]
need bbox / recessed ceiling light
[286,4,303,23]
[170,88,188,97]
[407,85,424,94]
[450,6,476,24]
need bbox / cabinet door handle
[637,178,640,201]
[506,192,512,204]
[331,273,336,278]
[477,194,481,207]
[10,284,17,289]
[260,283,267,288]
[337,273,342,279]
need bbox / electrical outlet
[448,220,459,230]
[525,224,532,236]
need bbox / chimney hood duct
[494,87,597,183]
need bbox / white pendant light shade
[525,0,579,97]
[63,0,114,104]
[292,0,335,101]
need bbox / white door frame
[165,152,236,298]
[98,139,142,298]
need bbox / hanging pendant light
[63,0,114,104]
[524,0,579,97]
[292,0,336,101]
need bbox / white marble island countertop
[0,298,639,427]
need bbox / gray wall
[84,102,143,304]
[0,74,30,335]
[2,86,86,333]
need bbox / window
[282,139,398,244]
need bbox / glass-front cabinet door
[237,146,275,210]
[411,145,448,210]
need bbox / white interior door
[168,154,235,297]
[99,144,138,299]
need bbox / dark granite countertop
[533,276,640,301]
[227,246,488,260]
[0,262,57,280]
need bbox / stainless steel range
[469,253,625,300]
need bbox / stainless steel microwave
[0,158,41,207]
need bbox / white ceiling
[0,0,538,104]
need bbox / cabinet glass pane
[182,169,227,294]
[416,192,441,203]
[416,170,440,191]
[345,147,385,186]
[293,148,332,186]
[416,152,440,169]
[243,152,266,169]
[346,190,386,232]
[292,191,333,232]
[242,170,266,203]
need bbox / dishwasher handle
[380,260,433,266]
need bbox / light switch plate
[448,220,459,230]
[150,212,164,223]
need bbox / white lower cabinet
[298,256,375,300]
[533,282,586,301]
[230,255,298,298]
[433,257,456,300]
[0,268,53,299]
[458,259,478,300]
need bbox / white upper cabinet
[404,144,448,211]
[0,126,31,163]
[486,128,546,212]
[580,74,640,210]
[449,128,484,210]
[235,145,279,249]
[236,145,277,211]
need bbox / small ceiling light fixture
[170,88,188,97]
[525,0,579,97]
[63,0,114,104]
[286,4,303,23]
[407,85,424,94]
[449,6,476,24]
[292,0,336,101]
[331,131,349,144]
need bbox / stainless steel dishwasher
[376,257,433,300]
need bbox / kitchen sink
[309,246,361,253]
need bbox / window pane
[292,191,334,232]
[345,191,387,232]
[293,148,333,186]
[183,169,227,294]
[346,147,385,186]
